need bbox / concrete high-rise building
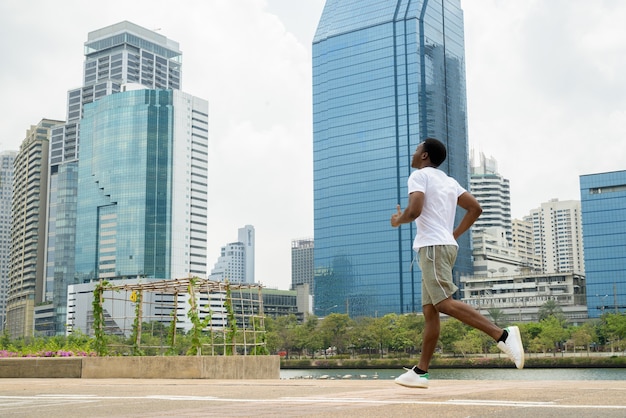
[0,151,17,332]
[580,170,626,318]
[313,0,470,317]
[45,21,201,334]
[74,88,208,282]
[210,225,255,284]
[472,227,525,277]
[470,152,512,242]
[526,199,585,275]
[511,218,541,272]
[6,119,63,338]
[238,225,255,284]
[291,238,314,291]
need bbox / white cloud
[463,0,626,218]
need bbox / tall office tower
[291,238,314,291]
[526,199,585,275]
[209,225,255,284]
[6,119,63,338]
[238,225,255,284]
[0,151,17,332]
[46,21,185,333]
[313,0,470,316]
[511,218,541,272]
[470,152,512,242]
[74,89,208,282]
[580,170,626,318]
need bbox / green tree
[263,317,281,354]
[351,317,377,359]
[539,316,569,355]
[538,299,565,322]
[318,313,354,356]
[570,323,597,354]
[273,314,299,358]
[487,308,507,327]
[368,314,396,358]
[453,328,484,356]
[395,313,425,354]
[525,336,541,353]
[439,319,469,355]
[603,313,626,352]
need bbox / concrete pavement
[1,377,626,417]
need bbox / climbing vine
[224,281,238,355]
[251,316,268,355]
[186,277,212,355]
[165,305,178,355]
[91,281,109,356]
[129,290,145,356]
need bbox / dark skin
[391,143,503,372]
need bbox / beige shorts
[418,245,459,306]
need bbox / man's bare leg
[417,303,440,372]
[435,297,503,340]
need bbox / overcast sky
[1,1,624,290]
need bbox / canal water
[281,368,626,381]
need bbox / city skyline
[1,1,625,290]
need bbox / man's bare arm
[453,191,482,239]
[391,191,424,227]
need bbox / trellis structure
[92,277,266,356]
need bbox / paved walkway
[1,378,626,417]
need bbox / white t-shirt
[407,167,466,250]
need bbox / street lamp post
[315,304,338,317]
[596,294,608,315]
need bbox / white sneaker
[497,326,525,369]
[394,366,429,388]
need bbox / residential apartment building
[0,151,17,332]
[511,218,542,272]
[525,199,585,275]
[6,119,63,338]
[210,225,256,284]
[470,152,512,242]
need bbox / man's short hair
[423,137,447,167]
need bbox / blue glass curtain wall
[313,0,470,317]
[75,90,174,282]
[580,170,626,318]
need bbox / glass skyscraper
[46,21,205,334]
[580,170,626,318]
[312,0,470,317]
[74,88,208,282]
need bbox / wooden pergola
[93,277,266,355]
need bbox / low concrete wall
[0,356,280,379]
[0,357,83,378]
